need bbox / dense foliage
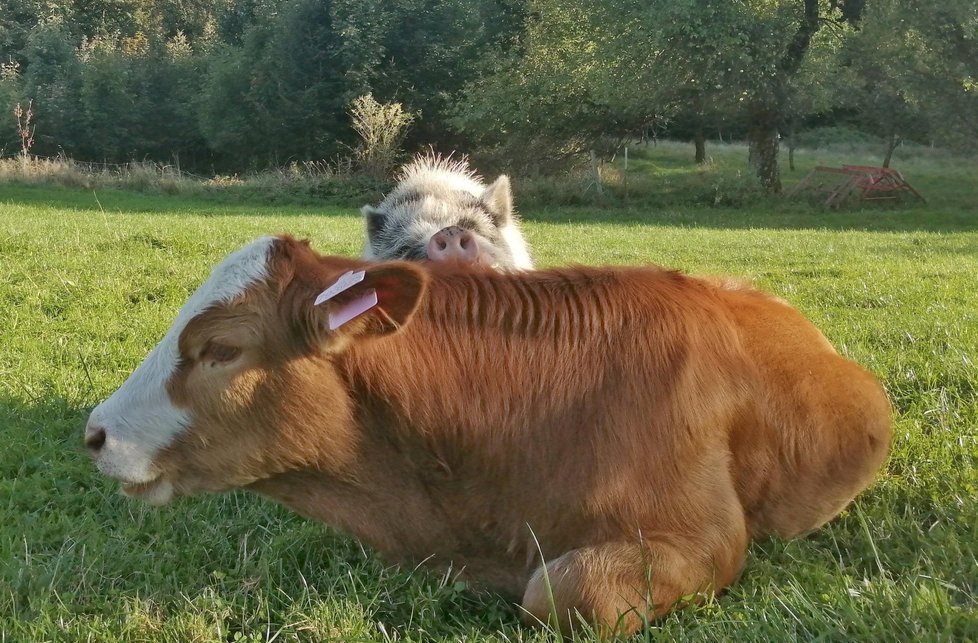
[0,0,975,188]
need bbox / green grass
[1,145,977,641]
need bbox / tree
[616,0,858,191]
[843,0,978,163]
[738,0,829,193]
[451,0,661,168]
[641,1,756,164]
[19,23,86,157]
[76,35,145,160]
[783,28,849,171]
[365,0,526,150]
[450,0,861,186]
[0,1,73,66]
[127,34,208,165]
[198,0,365,167]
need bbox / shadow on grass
[2,181,976,234]
[0,392,521,640]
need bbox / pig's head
[362,166,533,270]
[84,236,426,504]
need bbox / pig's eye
[201,342,241,364]
[397,244,427,261]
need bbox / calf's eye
[201,342,241,364]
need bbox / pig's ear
[362,205,387,240]
[480,175,514,227]
[304,262,427,350]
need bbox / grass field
[2,144,977,641]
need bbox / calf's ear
[303,262,427,350]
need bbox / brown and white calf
[85,236,891,636]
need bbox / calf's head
[85,236,426,504]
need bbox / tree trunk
[694,128,707,164]
[745,0,817,193]
[882,132,900,168]
[748,116,781,194]
[787,119,796,172]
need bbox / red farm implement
[788,165,925,208]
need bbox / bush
[348,94,416,180]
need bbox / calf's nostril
[85,427,106,452]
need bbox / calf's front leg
[520,533,747,637]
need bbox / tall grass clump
[0,155,93,189]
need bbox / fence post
[589,149,603,196]
[624,146,628,204]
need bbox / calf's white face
[86,236,427,506]
[85,237,275,504]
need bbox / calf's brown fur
[102,237,892,636]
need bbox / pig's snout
[426,226,481,264]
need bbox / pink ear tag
[314,270,365,306]
[328,289,378,330]
[314,270,378,330]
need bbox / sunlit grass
[1,148,976,640]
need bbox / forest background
[1,0,976,194]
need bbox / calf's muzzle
[85,424,107,453]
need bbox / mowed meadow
[2,144,977,641]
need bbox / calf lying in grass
[85,236,891,636]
